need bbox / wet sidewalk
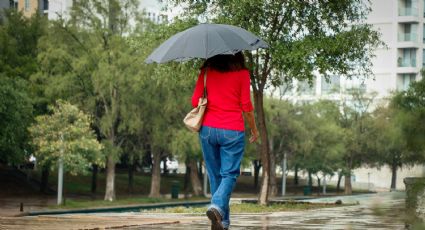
[141,192,407,229]
[0,192,406,229]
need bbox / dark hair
[201,52,246,72]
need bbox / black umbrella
[145,23,268,63]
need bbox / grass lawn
[48,196,208,209]
[142,202,354,214]
[25,168,371,208]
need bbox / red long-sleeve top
[191,68,254,131]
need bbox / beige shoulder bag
[183,69,208,132]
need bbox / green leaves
[392,77,425,154]
[0,10,47,164]
[0,75,33,163]
[29,100,104,175]
[169,0,382,92]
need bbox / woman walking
[191,52,259,230]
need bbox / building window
[423,49,425,66]
[321,75,340,95]
[398,74,416,91]
[423,24,425,43]
[346,77,367,94]
[398,48,417,67]
[9,0,18,9]
[297,79,315,95]
[24,0,30,11]
[43,0,49,10]
[399,23,418,42]
[423,0,425,18]
[400,0,419,16]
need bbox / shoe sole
[206,208,225,230]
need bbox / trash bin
[303,186,311,196]
[171,180,179,199]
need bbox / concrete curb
[25,200,210,216]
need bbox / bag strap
[203,68,208,98]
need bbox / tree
[29,100,104,174]
[126,18,198,197]
[171,129,203,196]
[392,77,425,153]
[339,89,377,194]
[170,0,382,204]
[0,10,47,165]
[36,0,144,201]
[266,99,307,196]
[0,76,33,164]
[370,106,422,190]
[282,101,344,194]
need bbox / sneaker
[206,208,225,230]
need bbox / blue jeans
[199,126,245,229]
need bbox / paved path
[143,192,406,229]
[0,192,406,229]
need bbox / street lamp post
[281,152,287,196]
[57,133,64,205]
[367,172,371,191]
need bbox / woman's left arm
[191,70,204,108]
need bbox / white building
[280,0,425,190]
[45,0,173,23]
[368,0,423,93]
[282,0,423,102]
[352,0,424,191]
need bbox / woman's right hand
[249,128,259,143]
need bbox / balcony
[397,57,418,74]
[398,6,420,22]
[398,32,418,42]
[398,58,417,67]
[399,7,418,16]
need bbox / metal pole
[368,172,371,191]
[57,133,64,205]
[57,158,63,205]
[281,153,287,196]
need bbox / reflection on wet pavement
[137,192,406,230]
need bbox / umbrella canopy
[145,23,268,64]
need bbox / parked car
[160,158,179,174]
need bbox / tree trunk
[269,150,277,197]
[91,164,98,194]
[198,159,203,181]
[149,151,161,198]
[253,160,261,189]
[188,160,203,196]
[316,176,321,195]
[128,163,134,194]
[323,175,327,195]
[317,176,321,188]
[344,173,352,195]
[336,172,343,192]
[184,164,190,192]
[104,155,116,201]
[294,164,299,185]
[254,92,270,205]
[40,166,50,194]
[308,170,313,188]
[390,159,397,191]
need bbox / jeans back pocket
[200,126,211,139]
[223,130,240,141]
